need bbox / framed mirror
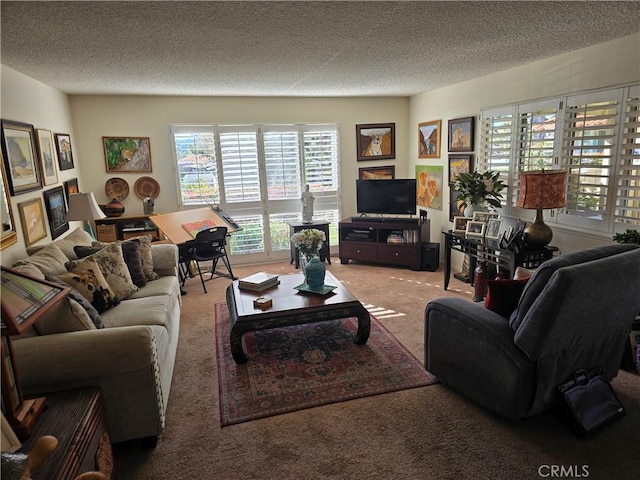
[0,151,18,250]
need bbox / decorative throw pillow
[57,259,118,313]
[484,278,530,318]
[34,297,97,335]
[66,242,137,301]
[75,240,147,288]
[93,235,158,282]
[12,243,68,277]
[45,275,104,329]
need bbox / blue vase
[304,256,326,290]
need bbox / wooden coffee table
[225,271,370,363]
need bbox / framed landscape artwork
[54,133,75,170]
[1,119,42,196]
[355,123,395,161]
[103,137,152,172]
[448,154,472,184]
[43,186,69,240]
[448,116,475,152]
[17,198,47,246]
[36,129,58,186]
[358,165,395,180]
[418,120,441,158]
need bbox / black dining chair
[184,226,236,293]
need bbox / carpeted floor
[215,304,437,426]
[113,258,640,480]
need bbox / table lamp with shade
[65,192,106,239]
[516,170,568,248]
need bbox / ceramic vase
[304,256,326,290]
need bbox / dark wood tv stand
[338,217,430,270]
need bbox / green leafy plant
[613,229,640,245]
[453,170,506,209]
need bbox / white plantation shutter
[263,126,301,201]
[218,127,260,203]
[302,125,339,193]
[615,86,640,227]
[478,107,514,209]
[512,100,559,206]
[557,89,622,231]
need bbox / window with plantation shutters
[615,86,640,227]
[478,84,639,237]
[171,124,339,261]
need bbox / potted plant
[453,170,506,216]
[613,229,640,245]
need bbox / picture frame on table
[36,129,58,186]
[465,220,486,237]
[17,197,47,246]
[473,211,501,223]
[43,186,69,240]
[453,216,473,233]
[448,116,475,152]
[485,218,503,239]
[1,119,42,196]
[418,120,441,158]
[54,133,75,170]
[358,165,395,180]
[355,123,395,161]
[448,154,472,184]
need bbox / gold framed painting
[17,197,47,246]
[36,129,58,186]
[418,120,441,158]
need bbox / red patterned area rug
[215,303,437,426]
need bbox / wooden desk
[150,207,239,245]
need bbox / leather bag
[557,368,626,436]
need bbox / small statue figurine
[301,184,315,223]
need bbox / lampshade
[66,192,106,221]
[516,170,568,210]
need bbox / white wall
[68,96,410,218]
[0,66,82,266]
[410,33,640,260]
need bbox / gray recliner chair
[424,244,640,419]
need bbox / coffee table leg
[354,310,371,344]
[230,327,248,364]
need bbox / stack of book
[238,272,280,292]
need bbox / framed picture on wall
[103,137,152,172]
[54,133,75,170]
[1,119,42,196]
[43,186,69,240]
[355,123,395,161]
[17,198,47,246]
[418,120,441,158]
[448,116,475,152]
[358,165,395,180]
[36,129,58,186]
[63,178,79,204]
[448,154,472,184]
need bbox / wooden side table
[18,388,113,480]
[289,220,332,267]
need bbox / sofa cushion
[57,258,119,313]
[45,275,104,329]
[12,243,68,277]
[100,294,177,330]
[66,242,137,301]
[484,278,530,318]
[34,297,97,335]
[93,235,158,282]
[26,227,94,260]
[76,239,147,288]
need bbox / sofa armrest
[151,243,178,277]
[425,297,535,419]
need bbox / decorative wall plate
[105,177,129,201]
[134,176,160,199]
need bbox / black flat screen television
[356,179,417,215]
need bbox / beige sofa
[10,228,181,446]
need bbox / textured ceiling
[1,1,639,97]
